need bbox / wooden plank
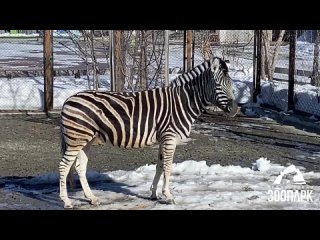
[275,67,312,77]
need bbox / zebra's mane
[170,57,228,87]
[170,60,210,87]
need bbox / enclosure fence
[0,30,319,117]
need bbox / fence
[253,30,320,117]
[0,30,319,117]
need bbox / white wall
[219,30,254,44]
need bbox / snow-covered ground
[1,69,319,118]
[0,76,110,110]
[2,158,319,209]
[0,30,77,38]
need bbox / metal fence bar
[253,30,262,103]
[164,30,169,86]
[288,30,296,111]
[253,30,257,102]
[109,30,115,91]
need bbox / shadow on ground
[0,173,148,210]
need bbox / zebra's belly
[101,128,158,149]
[127,129,158,149]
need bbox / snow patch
[252,158,271,172]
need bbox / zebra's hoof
[158,198,175,205]
[90,197,100,206]
[150,194,158,201]
[64,204,73,209]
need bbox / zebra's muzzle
[226,99,238,117]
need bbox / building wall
[219,30,254,44]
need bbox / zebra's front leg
[150,147,164,200]
[75,150,100,206]
[161,136,177,204]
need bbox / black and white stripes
[59,57,237,208]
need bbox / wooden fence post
[114,30,125,91]
[44,30,53,112]
[186,30,193,71]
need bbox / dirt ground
[0,111,320,209]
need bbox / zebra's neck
[174,83,206,122]
[171,60,212,119]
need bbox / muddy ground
[0,111,320,209]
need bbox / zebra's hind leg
[75,150,100,206]
[150,146,164,200]
[67,162,76,191]
[161,136,176,204]
[59,151,79,209]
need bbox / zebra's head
[207,57,238,117]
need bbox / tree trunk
[201,31,211,61]
[311,30,320,87]
[139,30,148,90]
[268,30,285,81]
[262,30,285,81]
[89,30,100,90]
[128,30,139,91]
[261,30,271,80]
[67,30,92,89]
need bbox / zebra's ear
[211,58,220,73]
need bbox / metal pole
[109,30,115,91]
[164,30,170,86]
[183,30,187,72]
[192,31,195,68]
[288,30,296,111]
[253,30,257,97]
[44,30,53,112]
[253,30,262,103]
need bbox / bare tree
[63,30,101,90]
[122,30,165,91]
[88,30,100,89]
[139,30,148,90]
[63,30,91,89]
[311,30,320,87]
[261,30,286,81]
[144,31,165,89]
[99,30,110,63]
[197,30,215,60]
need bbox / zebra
[59,57,238,209]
